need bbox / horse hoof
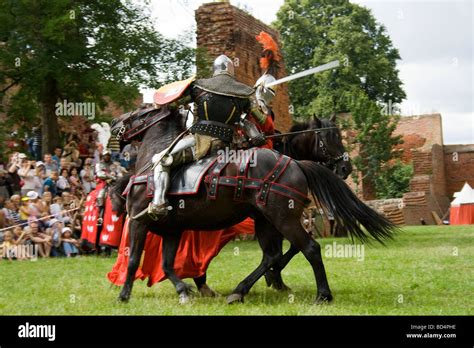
[118,294,130,303]
[226,293,244,304]
[315,293,333,304]
[179,293,190,305]
[272,283,292,292]
[264,273,275,287]
[199,284,218,298]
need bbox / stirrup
[133,203,170,221]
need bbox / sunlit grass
[0,225,472,315]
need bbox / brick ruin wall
[366,114,458,225]
[444,144,474,198]
[195,2,292,131]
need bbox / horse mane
[290,121,310,133]
[290,118,333,133]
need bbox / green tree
[0,0,194,155]
[375,160,414,199]
[275,0,407,199]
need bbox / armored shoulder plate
[194,74,254,98]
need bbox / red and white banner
[81,186,101,246]
[100,197,124,248]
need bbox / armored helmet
[254,74,276,113]
[212,54,235,77]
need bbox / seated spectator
[50,196,63,220]
[52,147,62,167]
[43,171,58,196]
[72,216,82,239]
[35,191,51,216]
[47,219,63,257]
[43,153,58,176]
[1,230,16,260]
[61,192,75,224]
[10,194,21,212]
[57,168,71,195]
[61,227,79,257]
[12,226,32,260]
[80,158,95,194]
[25,191,41,220]
[26,220,51,258]
[18,197,30,222]
[2,199,20,226]
[68,167,82,195]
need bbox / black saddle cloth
[168,155,217,195]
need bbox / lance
[264,60,340,88]
[264,127,338,139]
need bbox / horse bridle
[314,130,347,170]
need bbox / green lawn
[0,225,472,315]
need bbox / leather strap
[257,155,291,206]
[123,107,171,141]
[207,160,228,200]
[234,149,257,201]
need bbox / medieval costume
[146,54,265,221]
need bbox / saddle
[122,150,309,206]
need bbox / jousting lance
[264,60,340,88]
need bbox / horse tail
[295,160,397,244]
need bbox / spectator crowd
[0,134,138,260]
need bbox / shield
[153,75,195,105]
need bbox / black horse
[110,112,352,295]
[114,107,395,304]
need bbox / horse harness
[122,150,309,206]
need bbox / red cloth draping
[107,218,252,286]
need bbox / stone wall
[195,2,292,131]
[443,144,474,198]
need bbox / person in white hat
[61,227,79,257]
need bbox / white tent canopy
[451,182,474,206]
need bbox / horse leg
[118,219,147,302]
[161,232,195,304]
[279,221,332,303]
[227,218,282,304]
[264,240,299,291]
[193,274,218,297]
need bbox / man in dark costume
[147,54,265,220]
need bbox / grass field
[0,225,472,315]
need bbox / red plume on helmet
[255,31,280,75]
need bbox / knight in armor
[145,54,266,221]
[250,31,281,148]
[96,150,124,209]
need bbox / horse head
[313,114,352,179]
[288,114,352,179]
